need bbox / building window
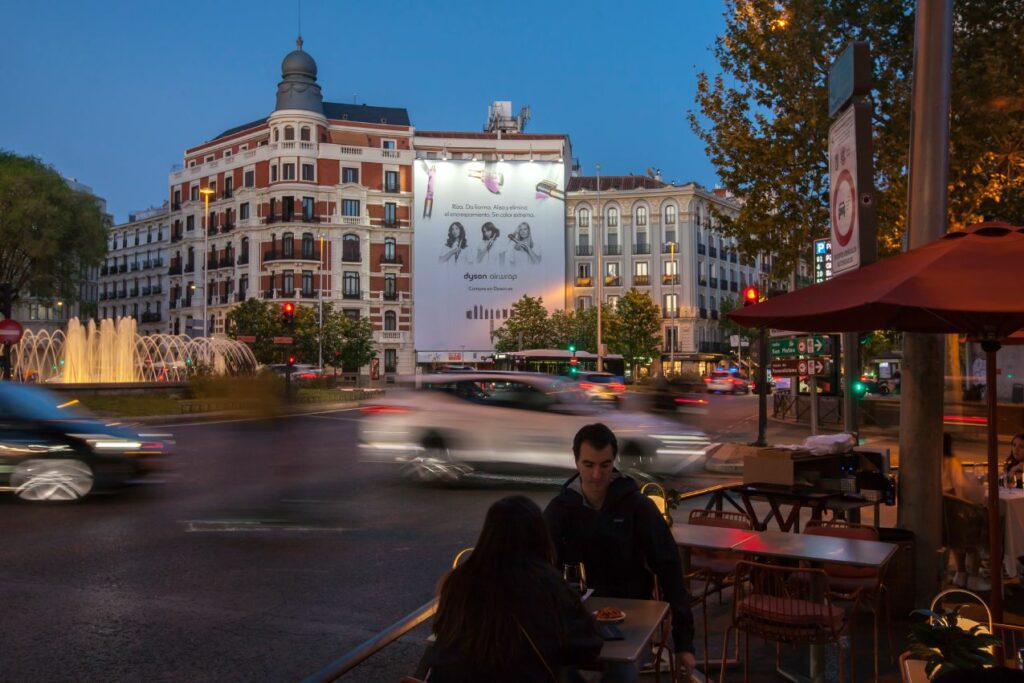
[384,202,397,226]
[342,199,360,217]
[300,127,311,142]
[302,233,314,259]
[190,186,199,201]
[384,273,397,298]
[342,234,360,261]
[576,297,590,310]
[343,272,360,297]
[384,170,399,192]
[384,237,396,261]
[665,229,677,244]
[577,262,591,279]
[274,129,280,142]
[302,164,314,181]
[301,270,313,295]
[664,205,676,224]
[283,164,295,181]
[271,165,278,182]
[578,208,590,227]
[240,202,250,220]
[384,349,397,373]
[664,293,678,314]
[344,308,360,321]
[224,176,233,198]
[282,232,294,258]
[282,271,295,296]
[244,169,255,187]
[608,295,620,308]
[635,206,648,227]
[635,261,649,276]
[382,139,396,150]
[342,167,359,184]
[607,207,619,227]
[282,196,295,221]
[606,262,620,278]
[284,126,294,141]
[186,215,195,231]
[384,310,396,331]
[664,260,677,276]
[302,196,314,220]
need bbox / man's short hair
[573,423,618,461]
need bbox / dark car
[0,384,173,502]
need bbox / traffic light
[287,355,296,366]
[568,343,576,354]
[741,285,760,307]
[281,301,295,326]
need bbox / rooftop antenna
[297,0,302,47]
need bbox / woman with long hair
[439,222,467,263]
[428,496,601,682]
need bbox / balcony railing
[141,311,162,323]
[699,341,731,354]
[300,289,316,299]
[220,223,234,234]
[141,287,151,296]
[730,252,738,263]
[697,244,706,255]
[236,292,247,302]
[380,253,403,265]
[185,263,195,273]
[219,294,230,304]
[381,219,400,229]
[699,308,708,319]
[342,290,362,300]
[263,250,321,263]
[604,276,622,287]
[663,309,680,319]
[576,245,593,256]
[237,254,249,265]
[663,243,678,254]
[152,286,162,295]
[574,277,592,287]
[720,279,729,291]
[169,299,177,310]
[633,243,651,255]
[118,264,128,273]
[710,277,719,288]
[662,344,682,353]
[341,252,362,263]
[699,277,707,287]
[171,232,183,243]
[709,246,718,258]
[207,257,218,269]
[663,274,679,285]
[711,310,720,320]
[262,290,274,299]
[604,245,622,256]
[99,292,108,300]
[383,290,399,301]
[130,289,139,297]
[633,275,651,286]
[100,266,109,276]
[169,263,182,275]
[219,255,234,268]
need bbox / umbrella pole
[984,341,1003,623]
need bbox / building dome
[275,37,323,114]
[281,48,317,79]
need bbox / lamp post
[318,232,325,369]
[595,163,603,372]
[669,241,677,374]
[199,186,215,338]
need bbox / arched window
[635,206,648,227]
[607,207,619,228]
[301,232,314,259]
[282,232,294,258]
[300,127,311,141]
[274,128,280,142]
[284,126,295,141]
[578,208,590,228]
[384,237,396,261]
[664,204,677,224]
[384,310,397,331]
[342,234,360,262]
[240,236,249,263]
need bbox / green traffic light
[853,381,866,395]
[568,344,576,353]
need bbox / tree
[492,295,553,352]
[225,298,280,364]
[718,297,760,341]
[689,1,1024,280]
[0,151,108,307]
[334,316,376,372]
[607,289,661,378]
[549,305,616,354]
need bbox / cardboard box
[743,452,796,486]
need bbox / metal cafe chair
[722,560,853,683]
[451,547,473,569]
[685,508,752,675]
[642,481,674,526]
[804,519,893,682]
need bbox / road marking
[157,407,363,428]
[182,519,356,533]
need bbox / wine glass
[563,562,587,596]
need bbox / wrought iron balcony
[699,341,731,354]
[697,244,706,255]
[663,274,680,285]
[604,245,622,256]
[633,243,651,254]
[576,245,593,256]
[380,254,403,265]
[383,290,399,301]
[662,309,680,319]
[342,290,362,300]
[604,276,622,287]
[633,275,650,286]
[575,277,592,287]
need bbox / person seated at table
[942,432,987,589]
[544,423,697,681]
[1004,432,1024,481]
[427,495,602,682]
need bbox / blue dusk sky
[1,1,728,222]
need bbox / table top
[671,523,757,551]
[734,529,898,568]
[587,597,669,663]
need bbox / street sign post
[798,358,833,376]
[770,338,800,357]
[770,359,801,376]
[814,239,833,284]
[0,319,24,345]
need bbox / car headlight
[69,434,145,452]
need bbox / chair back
[733,560,846,643]
[641,482,672,526]
[688,508,752,530]
[687,509,752,575]
[452,547,473,569]
[804,519,880,580]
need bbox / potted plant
[907,604,1001,679]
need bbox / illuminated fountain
[11,317,257,383]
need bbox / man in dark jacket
[544,423,697,680]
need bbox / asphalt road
[0,394,763,682]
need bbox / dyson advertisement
[413,160,566,353]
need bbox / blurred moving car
[0,384,173,502]
[264,364,324,382]
[576,371,626,403]
[705,370,750,394]
[358,372,716,483]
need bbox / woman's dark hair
[481,222,499,239]
[433,496,562,668]
[446,222,467,249]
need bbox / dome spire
[275,38,323,114]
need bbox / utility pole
[595,163,604,372]
[899,0,954,613]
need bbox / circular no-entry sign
[832,168,857,247]
[0,319,24,344]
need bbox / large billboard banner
[414,160,566,352]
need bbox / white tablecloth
[1000,489,1024,577]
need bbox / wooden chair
[804,519,892,682]
[941,493,991,584]
[451,547,473,569]
[686,508,752,675]
[641,574,677,683]
[721,560,852,683]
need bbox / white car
[705,370,750,394]
[358,372,716,482]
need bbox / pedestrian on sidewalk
[942,432,987,590]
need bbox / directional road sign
[798,358,833,376]
[770,338,800,358]
[797,335,832,355]
[770,359,800,376]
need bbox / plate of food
[593,606,626,624]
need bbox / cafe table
[674,526,898,682]
[999,487,1024,578]
[586,597,669,665]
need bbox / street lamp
[669,241,677,374]
[318,231,325,369]
[595,163,603,372]
[199,186,215,338]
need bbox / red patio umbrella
[729,221,1024,621]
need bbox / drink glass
[563,562,587,595]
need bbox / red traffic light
[569,357,578,366]
[287,355,296,365]
[282,302,295,315]
[742,286,760,307]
